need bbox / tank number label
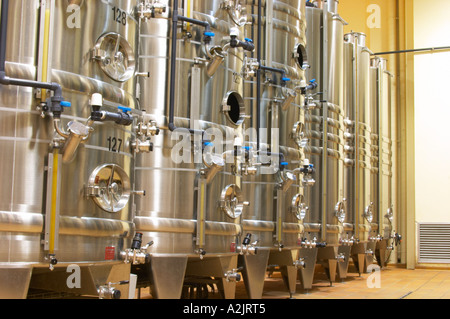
[107,137,123,153]
[112,7,127,26]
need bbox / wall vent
[418,223,450,263]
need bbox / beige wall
[338,0,450,267]
[338,0,414,267]
[413,0,450,224]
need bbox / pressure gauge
[86,164,131,213]
[92,32,136,82]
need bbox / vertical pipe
[353,36,360,241]
[168,0,179,131]
[377,60,383,236]
[256,0,262,150]
[321,3,329,242]
[40,6,51,101]
[49,149,60,254]
[0,0,8,73]
[168,0,203,136]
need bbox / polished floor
[137,264,450,299]
[250,265,450,299]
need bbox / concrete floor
[136,264,450,299]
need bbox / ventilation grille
[418,223,450,263]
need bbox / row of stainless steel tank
[0,0,398,299]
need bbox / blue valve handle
[60,101,71,107]
[118,106,132,113]
[282,77,291,82]
[244,38,253,43]
[204,31,215,37]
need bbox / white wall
[414,0,450,224]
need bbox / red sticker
[105,246,115,260]
[230,242,236,253]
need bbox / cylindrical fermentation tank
[343,31,376,274]
[239,0,310,298]
[304,0,351,285]
[370,56,396,268]
[0,0,140,298]
[132,0,256,299]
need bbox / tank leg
[149,256,188,299]
[321,259,337,286]
[297,247,317,292]
[352,253,366,276]
[185,255,238,299]
[0,265,32,299]
[280,265,298,299]
[337,245,351,281]
[238,249,270,299]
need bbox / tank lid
[311,0,339,14]
[344,32,366,47]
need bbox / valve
[239,146,258,176]
[46,254,58,271]
[300,79,318,95]
[237,233,258,255]
[132,111,160,153]
[295,159,316,187]
[229,29,254,52]
[224,269,241,282]
[98,280,129,299]
[394,232,402,246]
[369,234,383,242]
[299,237,316,249]
[336,253,346,263]
[293,258,306,270]
[138,0,167,21]
[339,235,355,246]
[90,93,133,126]
[120,232,152,265]
[195,248,207,260]
[242,56,260,79]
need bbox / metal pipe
[256,0,262,150]
[260,65,287,79]
[168,0,207,136]
[321,3,329,242]
[0,0,66,117]
[372,46,450,56]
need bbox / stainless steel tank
[239,0,309,298]
[370,56,395,269]
[304,0,351,286]
[132,0,254,299]
[0,0,140,298]
[343,31,376,275]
